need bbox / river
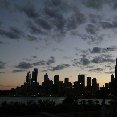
[0,97,111,106]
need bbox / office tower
[78,75,85,88]
[87,77,91,88]
[26,71,31,84]
[92,78,98,94]
[92,78,97,87]
[64,78,69,83]
[105,83,109,90]
[44,73,49,82]
[54,75,59,84]
[115,58,117,79]
[31,68,38,84]
[114,58,117,96]
[111,74,114,82]
[111,74,115,94]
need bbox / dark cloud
[86,24,99,34]
[89,68,103,72]
[0,72,5,74]
[78,33,103,44]
[0,27,23,40]
[88,14,102,24]
[33,60,46,66]
[80,57,90,65]
[0,0,11,9]
[35,18,52,30]
[106,46,117,52]
[32,56,37,59]
[100,22,113,29]
[90,47,103,53]
[0,61,5,69]
[47,56,55,65]
[91,54,115,64]
[27,35,37,41]
[66,11,86,30]
[89,46,117,54]
[15,62,33,69]
[50,64,70,71]
[82,0,103,9]
[44,7,58,18]
[100,20,117,29]
[72,59,79,67]
[112,0,117,9]
[54,14,65,32]
[12,70,25,73]
[45,0,62,7]
[26,20,43,34]
[32,56,56,66]
[72,56,90,67]
[0,41,3,44]
[21,4,39,19]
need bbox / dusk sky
[1,0,117,90]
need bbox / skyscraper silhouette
[54,75,59,85]
[26,71,31,84]
[87,77,91,93]
[44,73,49,82]
[78,75,85,89]
[31,68,38,84]
[115,58,117,79]
[92,78,98,94]
[114,58,117,97]
[64,78,69,83]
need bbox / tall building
[31,68,38,84]
[92,78,97,87]
[54,75,59,84]
[114,58,117,96]
[44,73,49,82]
[92,78,98,94]
[78,75,85,94]
[87,77,91,88]
[26,71,31,84]
[111,74,114,82]
[64,78,69,83]
[115,58,117,79]
[78,75,85,88]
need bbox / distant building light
[33,81,35,83]
[80,83,82,84]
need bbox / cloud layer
[0,61,5,69]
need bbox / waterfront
[0,97,111,106]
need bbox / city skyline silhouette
[0,57,117,98]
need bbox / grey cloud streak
[49,64,70,71]
[89,68,104,72]
[91,55,115,64]
[0,27,23,40]
[15,62,33,69]
[0,61,6,69]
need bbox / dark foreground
[0,97,117,117]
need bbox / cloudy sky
[0,0,117,90]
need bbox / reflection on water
[0,97,111,106]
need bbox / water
[0,97,111,106]
[0,97,65,106]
